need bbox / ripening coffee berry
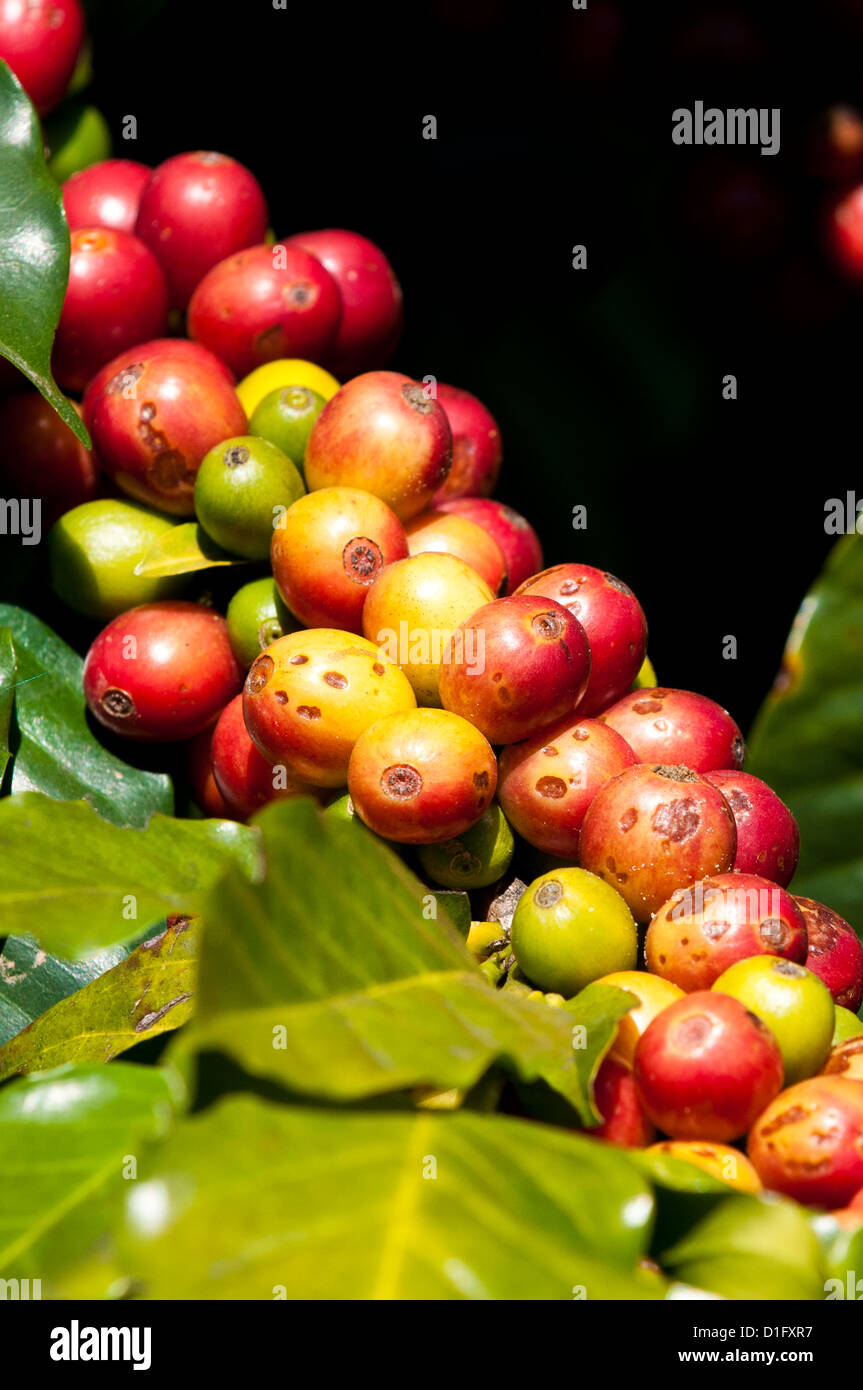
[135,151,269,307]
[62,158,152,234]
[579,763,737,922]
[796,896,863,1012]
[271,487,409,633]
[210,694,319,821]
[437,497,543,594]
[515,563,647,715]
[0,0,84,114]
[83,601,243,741]
[347,707,497,844]
[498,716,638,857]
[248,385,327,477]
[747,1076,863,1207]
[430,383,502,502]
[417,802,514,889]
[634,991,784,1142]
[712,956,835,1085]
[82,339,247,515]
[599,687,744,772]
[405,510,507,594]
[194,435,304,560]
[52,228,169,394]
[283,228,403,376]
[304,371,452,521]
[594,970,685,1068]
[226,577,298,669]
[49,498,181,618]
[646,872,808,993]
[703,769,799,885]
[645,1141,762,1193]
[0,393,98,526]
[438,596,591,745]
[188,243,343,378]
[362,552,494,706]
[590,1055,656,1148]
[243,628,416,787]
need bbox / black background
[21,0,863,732]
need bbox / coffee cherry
[645,1141,762,1192]
[0,392,99,526]
[438,595,591,745]
[135,151,269,308]
[0,0,84,115]
[594,970,685,1067]
[210,694,318,821]
[437,497,543,594]
[713,956,835,1085]
[44,99,110,182]
[832,1006,863,1047]
[235,358,340,417]
[248,385,326,477]
[53,228,169,394]
[498,716,637,857]
[226,577,297,669]
[49,498,181,618]
[430,383,502,502]
[188,244,342,378]
[83,601,242,742]
[186,719,232,818]
[83,339,247,515]
[747,1076,863,1207]
[828,183,863,281]
[591,1055,655,1147]
[703,769,799,886]
[796,896,863,1011]
[62,159,151,234]
[599,687,744,772]
[362,552,494,706]
[283,228,403,376]
[634,991,784,1142]
[304,371,452,521]
[405,509,507,594]
[510,867,637,997]
[243,628,416,787]
[579,764,737,922]
[646,872,808,992]
[271,487,408,633]
[822,1034,863,1083]
[347,707,497,844]
[417,802,514,889]
[194,435,304,561]
[515,563,647,715]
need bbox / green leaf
[0,604,173,827]
[117,1096,664,1299]
[747,534,863,926]
[0,792,259,956]
[0,627,14,783]
[133,522,247,578]
[0,1062,182,1290]
[426,890,471,938]
[173,800,622,1120]
[658,1192,826,1300]
[0,928,157,1047]
[821,1218,863,1294]
[0,917,199,1079]
[0,63,89,446]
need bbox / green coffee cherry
[49,498,181,618]
[511,867,638,998]
[712,956,835,1085]
[418,803,514,889]
[194,435,305,560]
[832,1005,863,1048]
[45,101,111,181]
[248,385,327,479]
[226,577,296,668]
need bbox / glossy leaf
[747,533,863,927]
[133,522,247,578]
[0,1062,181,1289]
[565,982,640,1124]
[0,792,259,956]
[0,63,89,445]
[0,917,199,1078]
[118,1096,664,1299]
[0,604,172,827]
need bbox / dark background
[21,0,863,733]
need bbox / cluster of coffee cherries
[1,124,861,1228]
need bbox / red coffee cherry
[62,159,152,234]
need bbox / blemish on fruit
[224,445,250,468]
[297,705,321,720]
[760,917,790,949]
[401,383,434,414]
[674,1014,713,1049]
[343,537,383,584]
[531,610,565,640]
[247,655,274,693]
[100,688,135,718]
[619,807,638,833]
[273,690,288,705]
[534,879,564,908]
[382,763,422,798]
[323,672,348,688]
[651,798,700,842]
[536,776,567,799]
